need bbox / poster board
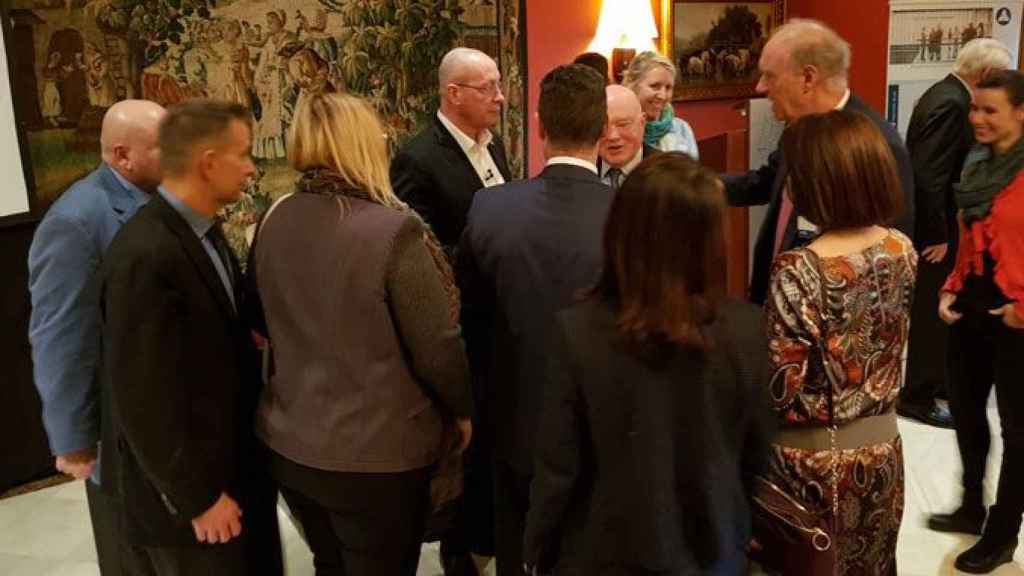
[886,0,1024,139]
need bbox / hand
[939,292,962,325]
[55,446,98,480]
[191,492,243,544]
[921,243,948,264]
[455,418,473,454]
[990,303,1024,330]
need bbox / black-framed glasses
[453,81,503,97]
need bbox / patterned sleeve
[764,250,826,424]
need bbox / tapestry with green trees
[5,0,526,253]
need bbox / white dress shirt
[546,156,599,174]
[437,112,506,187]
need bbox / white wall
[0,22,30,219]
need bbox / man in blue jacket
[28,99,165,575]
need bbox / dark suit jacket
[456,164,615,476]
[596,143,660,176]
[725,94,916,304]
[906,74,974,248]
[99,194,260,546]
[523,298,774,574]
[391,114,512,250]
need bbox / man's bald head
[101,100,166,191]
[438,47,504,136]
[600,85,645,169]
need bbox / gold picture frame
[661,0,787,101]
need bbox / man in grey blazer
[28,99,165,575]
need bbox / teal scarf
[644,106,674,148]
[956,137,1024,224]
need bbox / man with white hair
[391,47,513,576]
[391,47,513,253]
[29,99,166,576]
[900,38,1012,430]
[725,19,915,304]
[597,85,658,189]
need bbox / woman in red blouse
[930,69,1024,574]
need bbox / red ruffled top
[944,170,1024,312]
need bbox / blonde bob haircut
[287,92,403,210]
[623,51,677,90]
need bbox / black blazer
[391,115,512,250]
[456,164,615,476]
[906,74,974,248]
[725,94,916,304]
[99,194,260,546]
[596,143,661,176]
[523,298,774,575]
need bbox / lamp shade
[588,0,659,57]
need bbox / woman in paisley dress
[762,110,916,575]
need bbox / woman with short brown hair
[522,153,774,575]
[757,109,915,575]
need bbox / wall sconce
[588,0,660,83]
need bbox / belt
[773,409,898,451]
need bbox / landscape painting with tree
[664,0,785,101]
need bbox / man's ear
[802,64,819,93]
[537,112,547,142]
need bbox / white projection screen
[0,17,31,220]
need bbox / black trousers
[948,308,1024,541]
[903,243,956,406]
[125,541,248,576]
[493,459,532,576]
[87,479,158,576]
[270,450,430,576]
[442,420,497,559]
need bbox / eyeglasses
[453,81,504,98]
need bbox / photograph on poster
[889,8,994,66]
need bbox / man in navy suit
[28,99,166,575]
[725,19,915,304]
[457,64,614,576]
[597,84,660,189]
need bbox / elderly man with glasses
[390,47,513,576]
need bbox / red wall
[524,0,890,174]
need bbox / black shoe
[897,401,954,429]
[441,551,480,576]
[955,537,1018,573]
[928,507,985,535]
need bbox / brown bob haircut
[781,109,903,231]
[159,99,253,177]
[594,152,726,355]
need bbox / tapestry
[3,0,526,252]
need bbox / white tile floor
[1,402,1023,575]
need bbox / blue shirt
[157,187,235,310]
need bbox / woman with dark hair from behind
[759,109,915,575]
[522,153,775,575]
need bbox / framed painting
[661,0,786,101]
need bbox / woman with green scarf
[623,51,699,159]
[931,69,1024,575]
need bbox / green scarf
[956,137,1024,224]
[644,105,674,148]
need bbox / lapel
[151,194,237,319]
[642,144,660,159]
[98,164,146,225]
[489,136,513,180]
[432,116,486,192]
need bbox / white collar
[835,89,852,110]
[546,156,599,174]
[437,111,492,152]
[603,147,643,177]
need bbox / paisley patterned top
[763,230,917,576]
[766,231,917,426]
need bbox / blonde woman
[623,51,699,159]
[247,93,473,576]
